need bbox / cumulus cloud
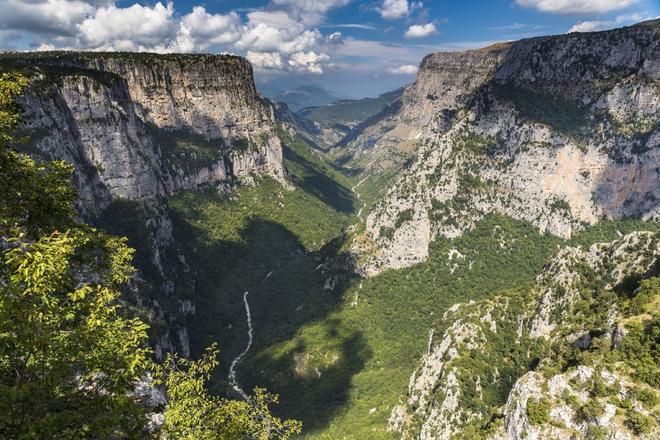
[379,0,410,20]
[404,23,437,38]
[288,51,330,73]
[272,0,351,25]
[237,11,322,54]
[0,0,98,36]
[0,0,342,74]
[180,7,241,46]
[387,64,418,74]
[515,0,639,15]
[246,51,285,70]
[77,2,177,50]
[568,12,646,32]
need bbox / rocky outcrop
[490,367,652,440]
[350,21,660,275]
[388,231,660,439]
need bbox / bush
[586,425,608,440]
[526,398,551,425]
[625,410,655,435]
[576,399,605,422]
[634,388,659,409]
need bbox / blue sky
[1,0,658,97]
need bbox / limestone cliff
[349,21,660,275]
[5,52,286,215]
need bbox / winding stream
[228,291,253,400]
[352,176,368,219]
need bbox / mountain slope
[267,85,344,112]
[297,88,405,146]
[348,21,660,275]
[4,21,660,440]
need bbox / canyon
[2,19,659,440]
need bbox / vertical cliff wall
[6,52,286,215]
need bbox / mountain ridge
[347,20,660,275]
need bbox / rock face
[8,52,286,215]
[389,231,660,440]
[349,21,660,275]
[2,52,288,357]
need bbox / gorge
[1,18,659,440]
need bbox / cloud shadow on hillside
[167,211,370,433]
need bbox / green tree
[156,345,301,439]
[0,229,152,438]
[0,72,74,238]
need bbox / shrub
[634,388,659,409]
[625,410,655,435]
[576,398,605,422]
[586,425,608,440]
[527,398,551,425]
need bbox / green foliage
[526,398,551,425]
[619,316,660,388]
[147,124,225,172]
[586,425,608,440]
[549,198,571,214]
[0,229,152,438]
[493,83,591,139]
[156,345,301,439]
[453,133,498,156]
[0,71,152,438]
[394,208,414,228]
[624,410,655,435]
[624,277,660,315]
[634,387,659,409]
[0,72,75,237]
[576,398,605,422]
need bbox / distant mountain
[266,85,344,112]
[298,87,404,129]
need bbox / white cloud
[515,0,639,15]
[181,7,241,46]
[232,10,337,73]
[387,64,418,74]
[288,51,330,73]
[568,12,646,32]
[77,2,177,50]
[237,11,322,55]
[246,51,285,70]
[272,0,351,25]
[0,0,98,35]
[404,23,437,39]
[379,0,410,20]
[15,1,338,74]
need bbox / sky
[1,0,658,97]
